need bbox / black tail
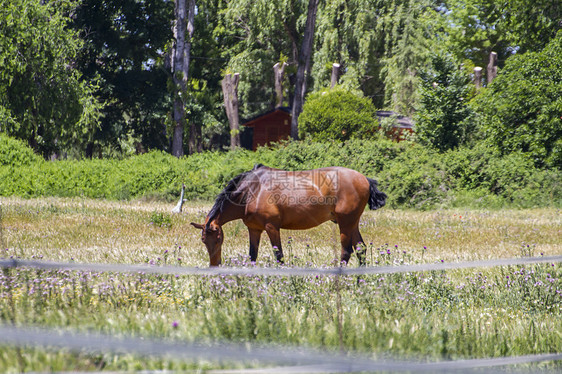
[367,178,387,210]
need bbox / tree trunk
[473,66,483,89]
[274,62,287,108]
[290,0,319,140]
[222,73,241,150]
[171,0,195,157]
[487,51,498,85]
[331,63,341,88]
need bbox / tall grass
[0,197,561,372]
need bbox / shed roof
[376,111,414,129]
[242,107,291,127]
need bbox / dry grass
[2,196,560,266]
[1,197,561,372]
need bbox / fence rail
[1,255,561,277]
[2,325,562,373]
[1,255,561,372]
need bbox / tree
[171,0,196,157]
[503,0,561,54]
[438,0,561,78]
[0,0,104,157]
[290,0,319,139]
[73,0,173,156]
[471,32,562,169]
[313,0,438,115]
[313,0,384,106]
[381,0,435,115]
[414,53,475,151]
[222,0,309,120]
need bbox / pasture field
[0,197,561,372]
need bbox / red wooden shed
[242,107,292,150]
[376,110,414,142]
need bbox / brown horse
[191,164,386,266]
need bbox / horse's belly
[279,207,333,230]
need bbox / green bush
[378,144,452,209]
[0,134,560,209]
[443,144,562,208]
[0,133,42,166]
[414,53,475,151]
[298,87,380,142]
[471,31,562,169]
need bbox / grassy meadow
[0,197,561,372]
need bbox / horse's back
[247,166,370,229]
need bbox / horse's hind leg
[248,228,262,262]
[339,229,354,264]
[337,216,365,265]
[352,229,366,266]
[264,223,284,263]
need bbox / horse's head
[190,221,223,266]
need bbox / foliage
[1,135,560,209]
[379,145,452,209]
[0,133,42,167]
[149,211,172,229]
[298,87,379,142]
[414,53,476,151]
[313,0,384,105]
[503,0,562,54]
[438,0,561,73]
[0,0,104,157]
[442,144,562,208]
[1,0,560,157]
[380,0,435,115]
[471,32,562,169]
[72,0,174,154]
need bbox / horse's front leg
[264,223,284,263]
[248,228,262,262]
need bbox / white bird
[172,184,186,213]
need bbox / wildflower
[172,321,179,329]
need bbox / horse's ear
[190,222,205,230]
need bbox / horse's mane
[205,164,265,229]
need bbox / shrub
[0,133,42,166]
[298,87,380,142]
[0,138,560,209]
[378,144,453,209]
[471,31,562,169]
[443,144,562,208]
[414,53,475,151]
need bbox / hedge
[1,135,560,209]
